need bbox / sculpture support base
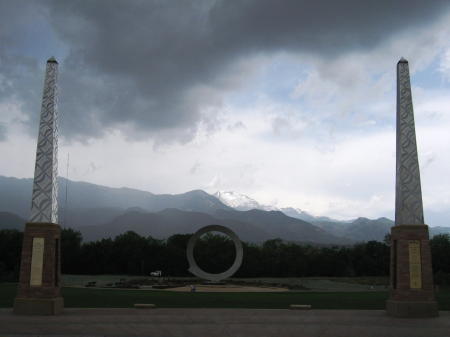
[386,225,438,317]
[13,297,64,315]
[13,223,63,315]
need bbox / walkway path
[1,308,449,337]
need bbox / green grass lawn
[1,283,449,310]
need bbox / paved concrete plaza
[0,308,449,337]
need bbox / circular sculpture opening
[187,225,243,282]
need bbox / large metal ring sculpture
[187,225,243,282]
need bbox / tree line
[0,228,449,283]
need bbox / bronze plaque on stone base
[30,237,45,286]
[408,240,422,289]
[14,223,63,315]
[386,225,438,317]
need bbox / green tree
[194,233,235,274]
[0,229,23,281]
[163,234,191,276]
[430,234,450,284]
[61,228,82,274]
[112,231,149,274]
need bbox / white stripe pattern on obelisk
[395,58,424,226]
[29,58,59,224]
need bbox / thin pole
[64,153,69,227]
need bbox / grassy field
[2,283,449,310]
[62,274,390,291]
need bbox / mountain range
[1,175,449,243]
[215,190,348,223]
[214,190,450,240]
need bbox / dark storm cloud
[1,0,449,142]
[0,1,45,132]
[209,0,450,53]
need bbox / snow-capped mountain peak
[214,190,336,223]
[214,191,277,211]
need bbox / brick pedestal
[386,225,438,317]
[13,223,64,315]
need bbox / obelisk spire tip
[398,57,408,63]
[47,56,58,64]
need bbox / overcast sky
[1,0,450,224]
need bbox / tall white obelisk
[386,58,438,318]
[14,58,64,315]
[29,57,59,224]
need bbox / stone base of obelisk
[13,223,64,315]
[386,225,438,318]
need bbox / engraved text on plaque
[30,237,45,286]
[409,240,422,289]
